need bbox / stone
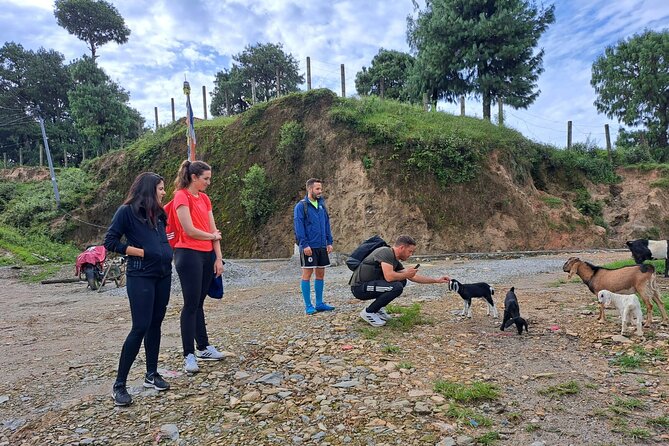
[160,424,179,441]
[256,372,284,386]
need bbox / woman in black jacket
[104,172,174,406]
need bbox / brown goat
[562,257,668,327]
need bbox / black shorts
[300,247,330,268]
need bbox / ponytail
[174,160,211,190]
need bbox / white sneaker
[184,353,199,373]
[377,308,392,321]
[195,345,224,361]
[359,309,386,327]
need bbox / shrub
[277,121,306,169]
[240,164,274,224]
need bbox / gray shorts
[300,247,330,268]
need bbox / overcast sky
[2,0,668,148]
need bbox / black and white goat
[626,239,668,277]
[448,279,498,318]
[500,287,528,335]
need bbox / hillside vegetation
[2,89,668,263]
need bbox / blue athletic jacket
[293,196,333,250]
[104,204,173,278]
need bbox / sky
[1,0,668,148]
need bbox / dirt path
[1,251,668,445]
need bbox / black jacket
[104,205,173,278]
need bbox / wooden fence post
[498,99,504,127]
[276,68,281,98]
[171,98,175,122]
[306,57,311,91]
[19,145,23,166]
[423,93,428,111]
[340,64,346,97]
[251,78,256,104]
[202,85,208,120]
[460,96,465,116]
[567,121,572,149]
[39,143,44,166]
[154,107,159,130]
[379,78,384,99]
[63,148,67,168]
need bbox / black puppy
[500,287,528,335]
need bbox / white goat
[597,290,644,337]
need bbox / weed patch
[434,380,500,402]
[538,381,580,398]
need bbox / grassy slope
[0,89,631,263]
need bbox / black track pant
[115,274,171,385]
[175,248,214,356]
[351,279,407,313]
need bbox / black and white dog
[626,239,668,277]
[500,287,528,335]
[448,279,498,318]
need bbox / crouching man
[349,235,450,326]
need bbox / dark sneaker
[143,372,170,391]
[112,384,132,406]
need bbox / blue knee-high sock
[315,279,334,311]
[314,279,324,305]
[301,280,313,309]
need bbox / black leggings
[351,279,407,313]
[115,274,171,385]
[175,248,214,356]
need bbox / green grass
[0,225,80,266]
[647,415,669,427]
[385,303,432,331]
[540,196,563,208]
[650,177,669,189]
[444,403,493,427]
[538,381,580,397]
[434,380,500,402]
[396,361,413,370]
[610,346,667,370]
[525,423,540,432]
[474,431,499,445]
[381,344,401,354]
[609,397,645,415]
[602,258,665,276]
[358,327,381,339]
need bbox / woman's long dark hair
[174,160,211,190]
[123,172,166,227]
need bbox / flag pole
[183,80,196,161]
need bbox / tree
[591,30,669,156]
[407,0,555,120]
[68,57,143,158]
[210,43,304,116]
[210,66,247,116]
[355,49,416,101]
[0,42,76,165]
[54,0,130,59]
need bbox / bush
[240,164,274,224]
[277,121,306,169]
[573,189,605,226]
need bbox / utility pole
[38,117,60,208]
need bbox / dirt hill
[2,91,668,257]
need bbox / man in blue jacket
[294,178,335,314]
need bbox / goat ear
[567,263,578,279]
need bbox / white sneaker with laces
[184,353,199,373]
[195,345,224,361]
[377,308,392,321]
[359,309,386,327]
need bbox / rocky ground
[1,251,669,446]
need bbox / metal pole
[171,98,175,122]
[154,107,159,130]
[38,117,60,208]
[306,57,311,91]
[340,64,346,97]
[567,121,572,149]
